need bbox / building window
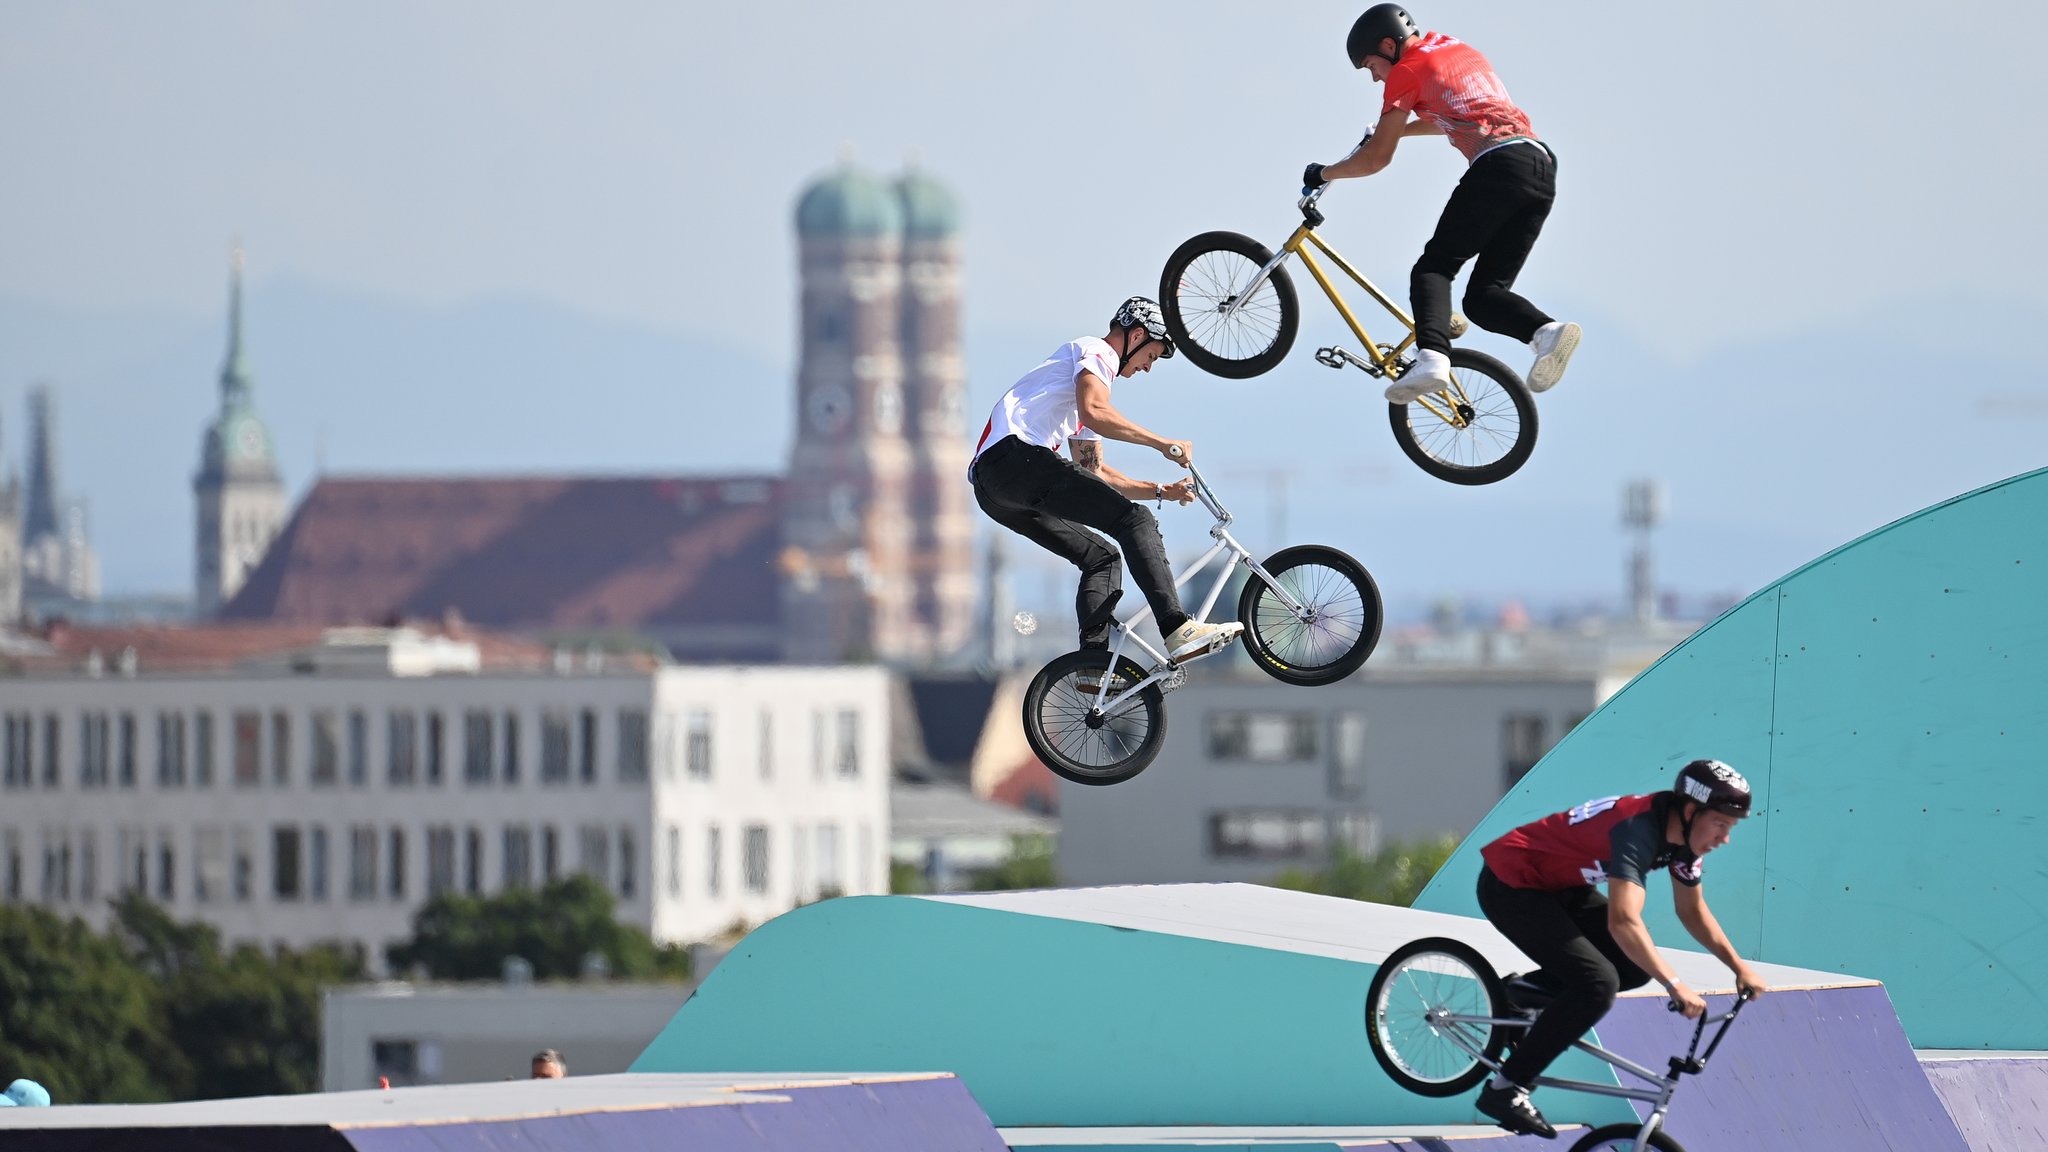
[834,710,860,778]
[388,711,417,785]
[502,826,532,889]
[271,710,292,786]
[1330,712,1367,800]
[816,823,842,894]
[310,826,330,902]
[665,825,682,898]
[463,710,493,785]
[1208,810,1326,861]
[194,711,214,787]
[792,822,808,902]
[349,826,378,901]
[618,828,636,898]
[742,824,770,894]
[577,708,598,783]
[3,714,28,788]
[425,711,445,786]
[463,827,483,895]
[426,826,455,897]
[388,828,408,900]
[541,711,570,783]
[811,711,826,780]
[312,711,340,786]
[1207,711,1320,762]
[705,824,723,898]
[541,826,561,882]
[347,710,368,786]
[195,829,224,904]
[149,836,170,902]
[502,711,521,784]
[78,829,97,902]
[578,825,610,887]
[685,710,712,779]
[118,712,138,787]
[232,829,253,902]
[617,709,649,783]
[757,710,774,780]
[273,826,303,900]
[79,712,109,788]
[1333,810,1378,856]
[233,711,262,785]
[1503,713,1549,790]
[40,713,60,787]
[858,823,873,892]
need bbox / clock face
[807,385,852,436]
[236,423,265,456]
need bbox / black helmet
[1112,296,1175,359]
[1348,4,1420,68]
[1673,759,1752,818]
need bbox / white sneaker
[1385,348,1453,404]
[1165,619,1245,664]
[1526,321,1580,393]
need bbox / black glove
[1302,162,1328,191]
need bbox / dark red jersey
[1481,792,1703,891]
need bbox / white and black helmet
[1112,295,1175,358]
[1673,759,1752,818]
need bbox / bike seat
[1080,589,1125,632]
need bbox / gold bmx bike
[1160,185,1538,486]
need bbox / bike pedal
[1314,346,1350,370]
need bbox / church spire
[221,242,252,406]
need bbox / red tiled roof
[13,620,562,674]
[990,753,1059,816]
[219,476,785,642]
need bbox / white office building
[0,628,891,962]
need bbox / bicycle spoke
[1175,249,1284,363]
[1401,366,1526,472]
[1254,563,1368,671]
[1035,667,1155,776]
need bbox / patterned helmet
[1348,4,1420,68]
[1673,759,1752,817]
[1112,296,1175,358]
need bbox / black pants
[1411,141,1557,356]
[1476,866,1650,1088]
[971,435,1188,648]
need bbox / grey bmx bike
[1365,936,1754,1152]
[1020,462,1382,787]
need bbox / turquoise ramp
[632,883,1849,1128]
[1413,467,2048,1050]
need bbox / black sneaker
[1476,1082,1557,1139]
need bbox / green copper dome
[895,169,960,238]
[796,163,904,237]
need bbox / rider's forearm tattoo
[1071,439,1102,474]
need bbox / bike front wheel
[1569,1124,1687,1152]
[1159,231,1300,379]
[1388,348,1538,485]
[1238,545,1383,687]
[1022,650,1167,787]
[1365,936,1508,1097]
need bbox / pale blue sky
[2,2,2045,604]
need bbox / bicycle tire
[1365,936,1508,1097]
[1159,231,1300,379]
[1388,348,1538,485]
[1022,650,1167,787]
[1237,545,1383,687]
[1568,1124,1687,1152]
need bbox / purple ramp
[1592,985,1968,1152]
[340,1076,1009,1152]
[1920,1054,2048,1152]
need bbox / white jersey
[971,337,1120,469]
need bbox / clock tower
[193,245,286,616]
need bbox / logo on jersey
[1580,863,1609,886]
[1568,796,1621,825]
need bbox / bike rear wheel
[1022,650,1166,787]
[1237,545,1382,687]
[1388,348,1538,485]
[1568,1124,1687,1152]
[1159,231,1299,379]
[1365,936,1508,1097]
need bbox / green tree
[0,902,168,1103]
[967,835,1058,891]
[386,875,689,981]
[1266,834,1463,907]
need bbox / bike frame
[1080,463,1315,718]
[1223,186,1476,430]
[1436,992,1752,1148]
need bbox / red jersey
[1481,793,1704,892]
[1381,32,1536,165]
